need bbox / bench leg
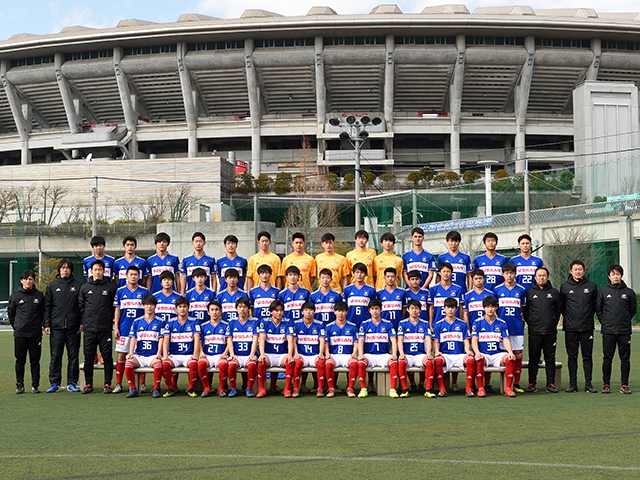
[443,373,450,391]
[500,372,506,394]
[555,367,562,390]
[79,370,86,389]
[135,372,142,391]
[376,372,390,396]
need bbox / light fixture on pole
[478,159,499,217]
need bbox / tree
[168,185,197,222]
[493,169,512,192]
[361,171,376,188]
[0,188,16,223]
[463,170,481,184]
[274,172,293,195]
[406,171,422,188]
[39,184,69,226]
[139,190,167,224]
[14,187,38,223]
[35,257,61,292]
[343,173,355,190]
[235,173,254,194]
[593,196,607,203]
[325,173,341,191]
[254,174,273,193]
[443,171,460,184]
[494,169,509,180]
[378,173,396,189]
[418,166,436,182]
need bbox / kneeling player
[357,299,399,398]
[471,296,516,397]
[324,301,359,397]
[124,295,165,398]
[257,300,294,398]
[226,297,259,397]
[292,302,327,398]
[161,297,201,398]
[198,300,229,397]
[432,298,475,397]
[397,299,436,398]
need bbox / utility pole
[92,176,98,237]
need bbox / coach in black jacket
[559,260,598,393]
[523,267,562,393]
[595,264,637,394]
[44,259,83,393]
[79,259,117,394]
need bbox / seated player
[397,299,436,398]
[161,297,201,398]
[356,299,399,398]
[185,267,216,324]
[198,300,229,397]
[310,268,341,327]
[124,295,165,398]
[471,296,516,397]
[377,267,405,331]
[257,300,295,398]
[278,266,311,323]
[342,263,377,329]
[225,297,259,398]
[324,301,359,398]
[403,269,431,393]
[432,298,475,397]
[218,268,249,323]
[292,302,327,398]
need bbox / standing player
[226,297,259,398]
[437,230,472,294]
[292,302,327,398]
[246,231,281,290]
[372,232,403,291]
[83,235,115,281]
[153,271,181,323]
[146,232,180,294]
[342,263,377,329]
[324,301,359,398]
[402,227,436,289]
[218,235,248,291]
[510,234,543,291]
[113,236,150,289]
[278,266,311,323]
[377,268,405,330]
[181,232,216,294]
[432,298,475,397]
[310,269,342,327]
[198,300,229,397]
[256,300,294,398]
[463,269,496,327]
[472,232,507,292]
[398,299,436,398]
[218,268,249,323]
[249,264,280,325]
[429,262,464,329]
[315,233,350,292]
[280,232,317,292]
[402,270,431,392]
[346,230,377,287]
[185,267,216,324]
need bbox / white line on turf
[0,454,637,471]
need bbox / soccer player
[181,231,216,294]
[113,265,149,394]
[249,264,280,325]
[113,235,150,289]
[493,262,527,393]
[357,299,399,398]
[83,235,115,281]
[292,302,327,398]
[161,296,201,398]
[123,295,165,398]
[256,300,294,398]
[226,297,259,397]
[463,269,496,327]
[437,230,472,294]
[310,268,342,327]
[472,232,507,292]
[185,267,217,324]
[429,262,464,328]
[377,267,406,330]
[218,268,249,323]
[432,298,475,397]
[471,296,516,397]
[398,299,436,398]
[324,301,359,398]
[278,266,311,323]
[346,230,376,287]
[153,271,181,323]
[402,270,431,392]
[510,233,544,291]
[246,231,281,290]
[146,232,180,294]
[198,300,229,397]
[372,232,403,291]
[402,227,436,289]
[280,232,317,292]
[315,233,350,292]
[342,263,377,329]
[218,235,248,291]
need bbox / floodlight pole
[524,156,530,235]
[91,176,98,237]
[354,132,362,232]
[478,159,499,217]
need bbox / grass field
[1,330,640,480]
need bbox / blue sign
[419,216,494,233]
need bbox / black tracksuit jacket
[559,275,598,332]
[523,281,562,335]
[44,274,83,330]
[8,286,45,338]
[596,281,637,335]
[78,277,116,332]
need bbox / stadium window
[355,37,365,45]
[10,55,54,68]
[345,37,354,45]
[285,38,294,47]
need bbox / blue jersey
[342,283,377,328]
[292,319,325,357]
[200,320,229,356]
[257,319,291,355]
[83,254,115,280]
[217,255,248,290]
[433,318,470,354]
[186,287,216,324]
[493,283,526,336]
[472,317,510,355]
[113,255,150,288]
[509,254,543,291]
[249,285,280,324]
[129,316,165,356]
[397,318,431,355]
[147,253,180,294]
[226,317,258,356]
[114,284,149,338]
[181,253,216,291]
[218,288,249,323]
[402,249,437,286]
[359,318,396,355]
[463,288,496,325]
[472,253,507,291]
[162,318,201,356]
[310,288,341,326]
[429,283,464,322]
[403,288,430,322]
[437,251,471,294]
[325,321,358,356]
[153,290,181,323]
[278,286,310,322]
[377,286,405,330]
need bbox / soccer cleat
[112,383,123,394]
[292,389,300,398]
[67,383,80,392]
[389,388,399,398]
[346,387,356,398]
[283,389,292,398]
[505,388,516,397]
[245,388,255,398]
[585,384,598,393]
[256,388,267,398]
[82,385,93,394]
[437,389,447,397]
[601,384,611,394]
[546,384,558,393]
[217,389,227,397]
[477,387,486,398]
[621,385,632,394]
[310,388,318,394]
[186,388,198,398]
[484,384,495,394]
[526,383,537,393]
[367,383,376,394]
[126,388,138,398]
[152,389,161,398]
[103,384,111,394]
[31,386,41,394]
[326,388,335,398]
[424,391,436,398]
[565,385,578,393]
[227,388,238,398]
[46,384,60,393]
[15,385,25,395]
[201,388,212,398]
[400,389,410,398]
[139,383,147,394]
[299,385,310,394]
[465,388,475,398]
[358,389,369,398]
[316,388,324,398]
[513,384,525,394]
[163,388,177,398]
[451,384,461,394]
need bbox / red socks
[124,361,136,390]
[228,360,238,389]
[506,357,515,385]
[424,360,434,390]
[325,359,335,389]
[187,360,198,390]
[294,359,304,390]
[257,360,267,391]
[162,361,175,389]
[153,363,162,390]
[198,359,211,390]
[348,359,357,389]
[465,357,475,391]
[434,356,445,390]
[315,358,325,391]
[397,359,406,390]
[475,356,485,389]
[116,360,125,385]
[247,361,257,390]
[285,360,294,392]
[357,360,367,389]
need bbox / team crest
[70,287,76,292]
[33,298,40,303]
[622,294,628,299]
[102,290,108,295]
[584,289,590,293]
[547,294,553,298]
[381,327,386,332]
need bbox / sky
[1,0,639,41]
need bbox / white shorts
[134,354,160,368]
[234,355,255,368]
[441,353,471,373]
[264,353,287,367]
[168,354,195,367]
[115,336,131,354]
[299,355,320,367]
[405,354,428,368]
[481,352,508,368]
[204,354,225,369]
[362,353,391,368]
[331,354,355,368]
[501,335,524,351]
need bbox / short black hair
[224,235,239,245]
[20,269,35,280]
[411,227,424,236]
[292,232,305,242]
[257,231,271,241]
[446,230,461,242]
[438,262,453,272]
[159,271,175,282]
[224,268,239,279]
[354,230,369,240]
[269,300,285,311]
[175,296,189,307]
[57,258,74,274]
[334,301,348,312]
[569,260,585,270]
[257,264,272,275]
[126,265,140,274]
[235,297,251,308]
[502,262,516,273]
[192,231,206,242]
[155,232,171,245]
[321,233,335,243]
[406,298,422,310]
[407,270,422,279]
[380,232,396,243]
[285,266,301,276]
[301,301,316,311]
[90,259,105,270]
[90,235,106,247]
[352,262,368,275]
[482,296,498,307]
[319,268,333,278]
[443,297,458,308]
[192,267,207,278]
[368,298,382,309]
[122,235,137,247]
[518,234,532,244]
[608,264,624,276]
[471,268,485,278]
[142,294,158,306]
[208,300,222,310]
[535,266,549,276]
[482,232,498,243]
[383,267,397,277]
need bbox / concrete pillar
[515,36,535,174]
[113,47,138,159]
[384,34,395,161]
[503,137,512,166]
[586,38,601,82]
[449,34,466,174]
[177,42,198,158]
[1,60,31,164]
[245,38,261,176]
[314,36,326,164]
[54,53,82,133]
[618,216,640,291]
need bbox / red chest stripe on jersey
[441,332,463,341]
[365,333,389,342]
[478,332,502,342]
[403,333,425,342]
[347,297,370,306]
[433,298,453,307]
[468,301,483,311]
[118,271,128,279]
[285,300,304,310]
[498,298,521,307]
[151,266,174,275]
[233,332,254,341]
[481,266,502,274]
[382,301,402,309]
[204,334,225,344]
[406,262,429,272]
[138,331,159,341]
[266,333,286,343]
[330,336,354,345]
[121,299,142,308]
[170,333,194,342]
[315,304,335,313]
[297,335,320,343]
[516,266,536,275]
